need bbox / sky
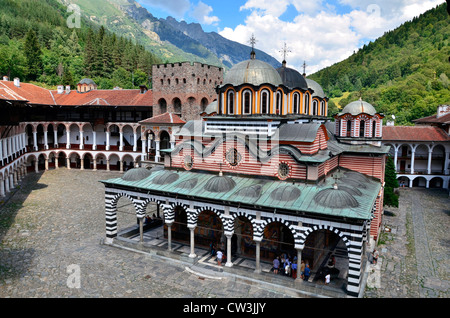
[135,0,445,74]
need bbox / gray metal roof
[101,168,381,220]
[277,66,308,90]
[306,78,325,98]
[314,186,359,209]
[78,78,96,85]
[224,59,283,87]
[274,122,322,143]
[340,100,377,116]
[121,168,151,182]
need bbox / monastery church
[1,41,448,297]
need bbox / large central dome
[224,53,283,87]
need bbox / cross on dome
[280,42,291,64]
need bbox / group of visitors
[272,254,312,281]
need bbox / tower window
[242,90,252,115]
[261,90,269,114]
[227,91,235,114]
[360,120,365,137]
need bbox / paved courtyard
[0,168,448,299]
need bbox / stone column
[45,158,49,171]
[44,130,48,150]
[66,157,71,170]
[254,240,261,273]
[393,145,399,172]
[225,234,233,267]
[92,131,97,150]
[0,178,5,197]
[32,131,38,151]
[133,132,137,152]
[167,222,173,251]
[34,160,38,173]
[139,217,144,243]
[155,140,160,162]
[427,149,432,175]
[105,131,110,151]
[79,130,84,150]
[141,139,146,161]
[119,131,124,151]
[295,248,303,282]
[93,159,97,171]
[54,130,58,148]
[106,159,110,171]
[410,147,416,174]
[66,129,71,149]
[188,226,196,258]
[55,157,59,169]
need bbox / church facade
[100,51,389,297]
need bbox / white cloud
[219,0,444,74]
[190,1,220,25]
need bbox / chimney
[65,85,71,94]
[57,85,64,94]
[13,77,20,87]
[2,76,8,81]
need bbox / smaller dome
[78,78,96,85]
[204,175,236,193]
[176,178,198,190]
[314,187,359,209]
[270,185,301,202]
[277,64,308,90]
[224,57,283,87]
[151,171,179,185]
[341,99,376,116]
[121,168,151,181]
[306,78,325,98]
[235,184,262,199]
[338,177,367,189]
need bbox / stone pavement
[364,188,449,298]
[0,169,448,299]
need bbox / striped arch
[108,192,141,216]
[257,216,299,243]
[190,206,225,229]
[231,211,257,235]
[139,197,165,219]
[167,202,190,225]
[298,224,350,249]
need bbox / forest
[309,3,449,125]
[0,0,161,89]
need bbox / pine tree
[24,29,42,81]
[83,28,96,77]
[384,156,399,207]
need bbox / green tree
[384,156,399,207]
[24,29,42,80]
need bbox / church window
[278,162,290,179]
[261,90,269,114]
[184,155,193,170]
[372,121,377,137]
[304,93,310,114]
[276,91,282,115]
[347,120,352,137]
[225,148,242,167]
[360,120,365,137]
[312,100,318,115]
[293,93,300,114]
[227,91,235,114]
[321,101,326,116]
[242,90,252,115]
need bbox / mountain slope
[60,0,280,69]
[309,3,449,124]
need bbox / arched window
[260,90,270,114]
[242,90,252,115]
[372,120,377,137]
[360,120,365,137]
[312,100,318,116]
[347,120,352,137]
[276,91,282,115]
[321,101,326,116]
[227,90,235,114]
[293,92,300,114]
[304,93,310,114]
